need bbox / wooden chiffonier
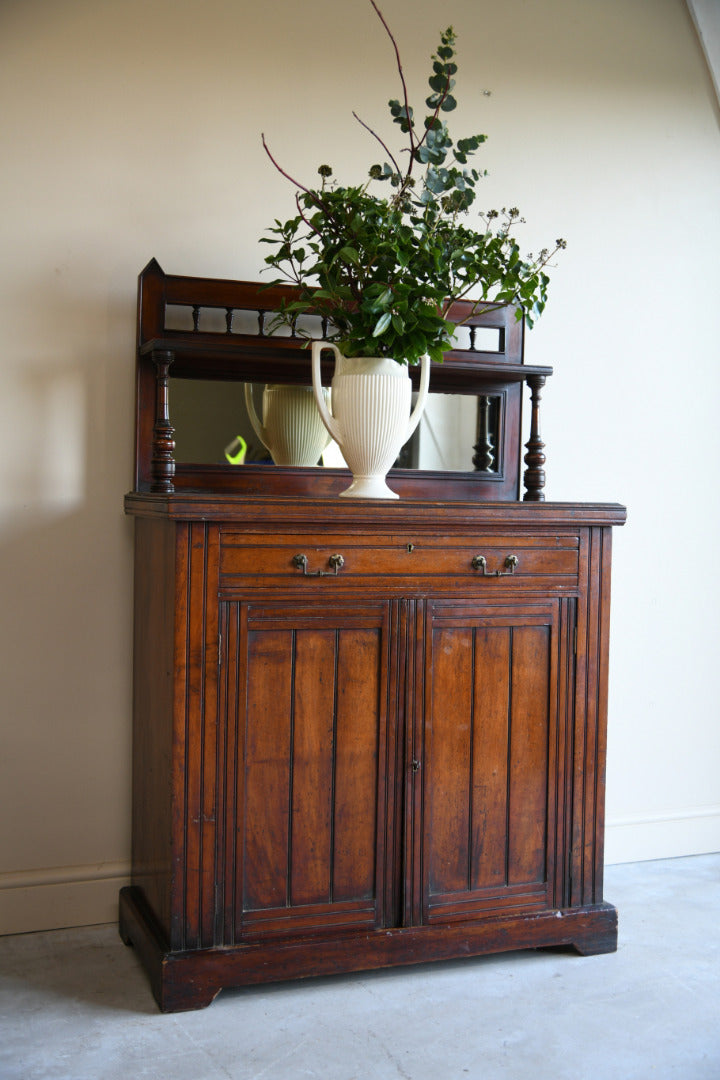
[120,260,626,1012]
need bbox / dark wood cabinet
[120,264,625,1011]
[121,499,624,1011]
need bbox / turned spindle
[473,395,495,472]
[523,373,546,501]
[150,349,176,494]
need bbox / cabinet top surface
[124,491,626,529]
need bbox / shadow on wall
[0,265,137,536]
[0,269,137,931]
[1,357,87,529]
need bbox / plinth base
[119,886,618,1013]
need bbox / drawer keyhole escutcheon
[471,553,519,577]
[292,553,345,577]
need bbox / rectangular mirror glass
[169,379,501,474]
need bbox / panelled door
[416,598,574,925]
[219,597,400,944]
[219,592,574,944]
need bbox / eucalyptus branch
[412,75,452,160]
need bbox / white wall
[1,0,718,934]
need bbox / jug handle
[243,383,269,450]
[405,352,431,442]
[311,341,343,445]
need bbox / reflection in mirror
[244,382,333,467]
[170,379,260,464]
[402,393,500,473]
[169,378,500,474]
[170,378,336,466]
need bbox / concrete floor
[1,854,718,1080]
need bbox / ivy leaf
[337,246,360,264]
[366,287,394,311]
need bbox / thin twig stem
[261,134,312,195]
[262,133,340,229]
[369,0,416,162]
[294,192,320,238]
[352,111,403,178]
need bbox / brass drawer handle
[292,553,345,577]
[471,554,519,577]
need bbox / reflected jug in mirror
[244,383,332,466]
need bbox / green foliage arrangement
[261,0,565,366]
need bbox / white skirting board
[605,805,720,865]
[1,810,720,935]
[0,862,130,936]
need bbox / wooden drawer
[219,530,580,590]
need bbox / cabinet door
[416,599,573,925]
[219,598,399,943]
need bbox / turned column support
[150,349,176,494]
[473,395,495,473]
[523,373,546,501]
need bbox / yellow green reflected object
[224,435,247,465]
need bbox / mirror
[169,378,502,474]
